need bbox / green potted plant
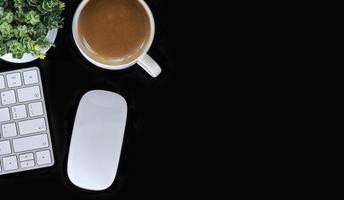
[0,0,64,63]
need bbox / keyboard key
[19,153,34,161]
[12,105,27,119]
[28,102,44,117]
[2,156,18,171]
[17,86,41,102]
[1,90,16,105]
[18,118,46,135]
[23,70,38,85]
[0,141,11,155]
[20,160,35,168]
[0,108,10,122]
[36,150,52,165]
[13,134,49,153]
[0,76,5,89]
[6,73,22,88]
[1,123,17,138]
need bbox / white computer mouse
[67,90,127,191]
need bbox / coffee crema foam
[78,0,151,65]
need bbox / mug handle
[137,54,161,78]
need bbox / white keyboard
[0,67,54,175]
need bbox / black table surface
[0,0,187,199]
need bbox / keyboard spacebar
[13,134,49,153]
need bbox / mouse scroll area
[67,90,127,191]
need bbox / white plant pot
[0,29,58,63]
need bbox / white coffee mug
[72,0,161,77]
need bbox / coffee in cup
[73,0,161,77]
